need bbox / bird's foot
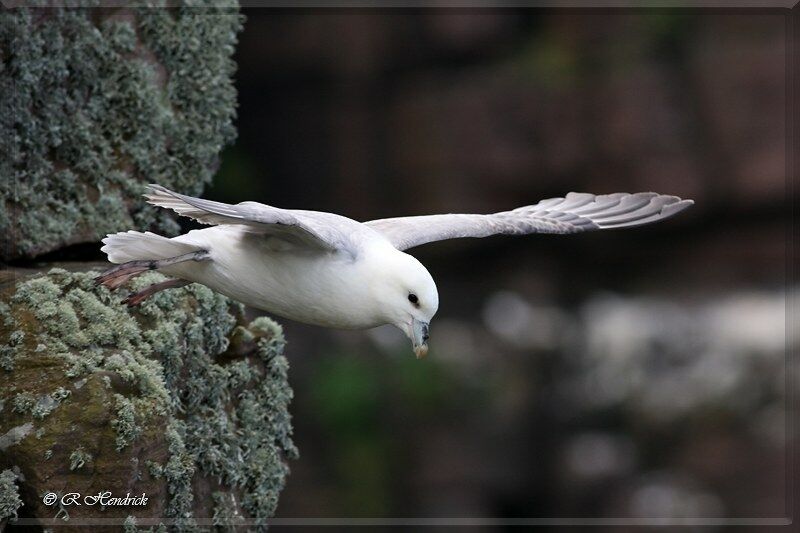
[95,250,209,290]
[122,278,189,306]
[95,260,157,290]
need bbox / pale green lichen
[10,384,70,420]
[1,268,296,525]
[123,514,168,533]
[0,469,23,522]
[7,269,173,434]
[157,420,197,528]
[226,359,257,389]
[0,302,13,328]
[123,515,138,533]
[122,514,166,533]
[110,395,142,452]
[69,446,92,470]
[0,330,24,372]
[0,2,243,259]
[31,391,64,419]
[54,495,70,521]
[11,393,35,414]
[212,491,244,529]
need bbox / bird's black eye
[408,293,419,305]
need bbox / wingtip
[658,197,694,219]
[143,184,183,205]
[144,183,173,196]
[671,197,695,209]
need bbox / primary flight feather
[99,185,693,357]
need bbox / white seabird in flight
[98,185,693,358]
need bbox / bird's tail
[101,231,202,264]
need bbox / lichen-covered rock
[0,2,243,260]
[0,267,297,530]
[0,468,23,527]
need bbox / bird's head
[374,250,439,358]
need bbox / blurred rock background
[203,8,791,522]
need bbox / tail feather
[101,231,202,264]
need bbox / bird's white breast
[165,225,389,329]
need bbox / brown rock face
[0,266,297,530]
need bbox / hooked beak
[410,318,430,359]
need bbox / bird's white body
[164,224,431,330]
[100,185,692,356]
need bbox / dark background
[206,9,790,522]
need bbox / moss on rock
[0,2,243,260]
[0,267,297,529]
[0,468,23,525]
[68,445,93,471]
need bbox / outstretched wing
[365,192,693,251]
[145,184,361,255]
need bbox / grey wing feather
[365,192,693,251]
[144,184,360,255]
